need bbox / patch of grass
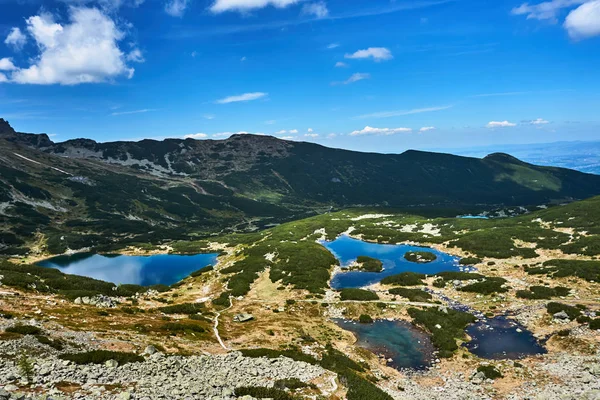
[5,325,42,335]
[339,288,379,301]
[354,256,383,272]
[408,307,476,358]
[380,272,425,286]
[388,287,432,302]
[404,251,437,263]
[59,350,143,365]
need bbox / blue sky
[0,0,599,153]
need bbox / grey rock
[553,311,570,320]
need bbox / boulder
[553,311,570,321]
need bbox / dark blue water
[37,253,219,286]
[464,316,546,359]
[335,319,433,370]
[321,236,466,289]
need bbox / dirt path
[213,298,233,350]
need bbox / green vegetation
[404,251,437,263]
[212,291,231,308]
[526,260,600,282]
[274,378,314,390]
[359,314,374,323]
[18,352,35,382]
[354,256,383,272]
[460,277,508,295]
[546,302,582,320]
[162,322,206,334]
[234,387,293,400]
[516,286,571,299]
[459,257,482,265]
[35,335,64,350]
[408,307,476,358]
[59,350,143,365]
[6,324,42,336]
[477,365,503,379]
[388,288,432,302]
[590,319,600,330]
[190,265,214,277]
[339,288,379,301]
[158,303,205,315]
[380,272,425,286]
[434,271,484,281]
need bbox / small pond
[464,316,546,359]
[37,252,219,286]
[335,319,433,370]
[321,235,469,289]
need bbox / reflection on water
[335,319,433,370]
[464,316,546,359]
[321,236,466,289]
[38,253,219,286]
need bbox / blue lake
[335,319,433,370]
[464,316,546,359]
[321,236,465,289]
[37,253,219,286]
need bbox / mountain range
[2,117,600,255]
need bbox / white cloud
[487,120,517,128]
[350,126,412,136]
[6,8,136,85]
[191,51,198,57]
[327,133,337,138]
[305,133,319,138]
[281,136,295,140]
[564,0,600,38]
[419,126,436,132]
[0,73,7,83]
[265,119,276,125]
[530,118,550,124]
[4,28,27,50]
[356,105,452,119]
[275,129,287,134]
[126,48,144,63]
[289,129,298,134]
[335,61,348,68]
[302,1,328,18]
[511,0,585,21]
[203,114,216,120]
[345,47,393,62]
[209,0,300,13]
[215,92,268,104]
[241,56,247,61]
[184,132,208,139]
[332,72,370,85]
[307,128,313,132]
[0,58,17,71]
[111,109,155,116]
[327,43,340,49]
[165,0,190,17]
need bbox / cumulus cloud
[564,1,600,38]
[419,126,436,132]
[215,92,268,104]
[511,0,586,21]
[126,48,145,63]
[4,8,137,85]
[0,58,17,71]
[289,129,299,134]
[209,0,300,13]
[335,61,348,68]
[302,1,328,18]
[307,128,313,132]
[184,132,208,139]
[529,118,550,124]
[487,120,517,128]
[350,126,412,136]
[165,0,190,17]
[4,28,27,50]
[345,47,393,62]
[0,73,7,83]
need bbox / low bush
[388,288,432,302]
[162,322,206,333]
[516,286,571,300]
[477,365,503,379]
[35,335,64,350]
[459,257,482,265]
[234,387,293,400]
[339,288,379,301]
[354,256,383,272]
[460,277,508,295]
[546,302,582,320]
[380,272,425,286]
[589,319,600,330]
[274,378,313,390]
[5,325,42,336]
[526,260,600,282]
[434,272,484,281]
[59,350,143,365]
[190,265,214,277]
[404,251,437,263]
[359,314,374,324]
[239,348,318,365]
[212,291,231,308]
[158,303,205,315]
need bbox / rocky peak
[0,118,15,135]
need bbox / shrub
[380,272,425,286]
[6,325,42,336]
[60,350,143,365]
[546,302,582,320]
[158,303,205,315]
[459,257,482,265]
[556,329,570,337]
[18,352,35,382]
[355,256,383,272]
[590,319,600,330]
[35,335,64,350]
[339,288,379,301]
[526,260,600,282]
[162,322,206,333]
[434,272,484,281]
[0,311,14,319]
[212,291,231,308]
[274,378,313,390]
[234,387,293,400]
[190,265,214,277]
[477,365,503,379]
[404,251,437,263]
[239,348,318,365]
[460,277,508,295]
[388,287,432,302]
[359,314,374,324]
[516,286,571,300]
